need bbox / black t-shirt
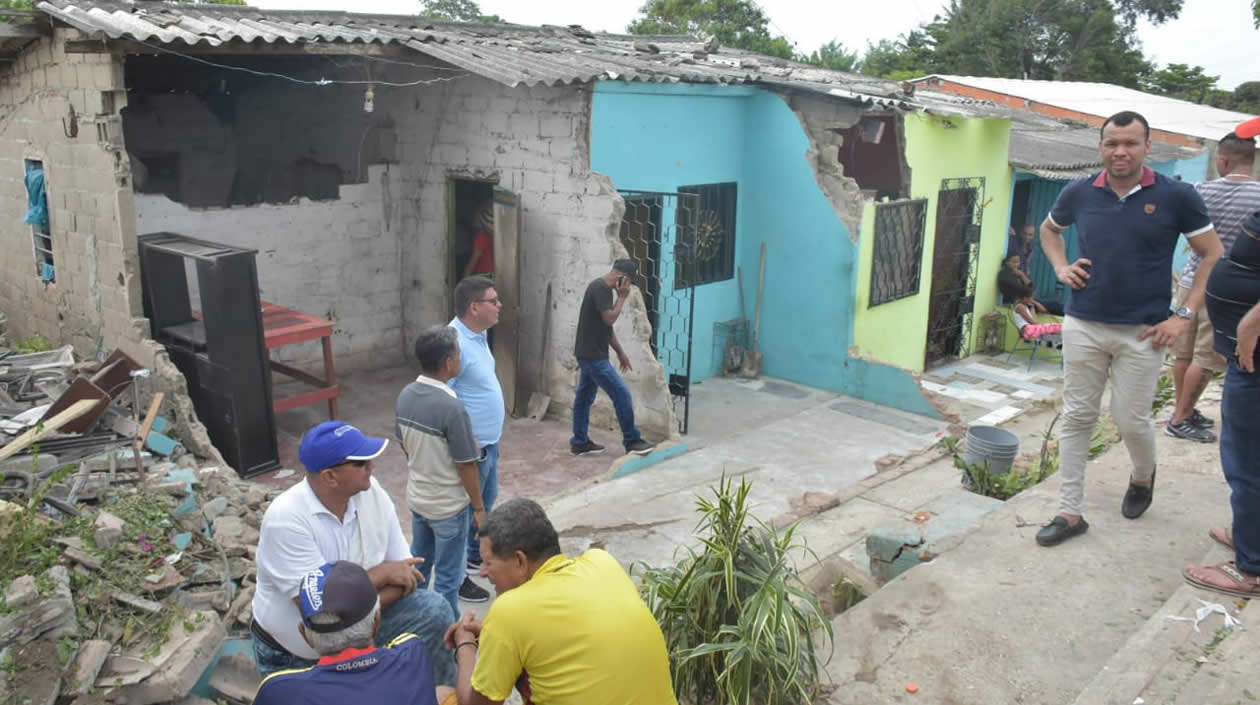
[1205,210,1260,370]
[574,278,614,360]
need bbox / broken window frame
[24,159,55,283]
[675,182,737,288]
[869,197,928,307]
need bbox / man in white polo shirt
[250,421,457,684]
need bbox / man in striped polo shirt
[1166,133,1260,442]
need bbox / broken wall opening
[450,177,496,289]
[834,115,905,200]
[122,54,397,208]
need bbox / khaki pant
[1057,316,1164,516]
[1171,284,1226,372]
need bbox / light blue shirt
[448,317,505,446]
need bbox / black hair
[1100,111,1150,140]
[1219,132,1256,165]
[476,498,561,563]
[454,277,495,317]
[413,325,458,375]
[612,258,638,275]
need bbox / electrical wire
[130,36,470,87]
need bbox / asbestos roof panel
[921,74,1257,142]
[34,0,1018,118]
[1010,125,1201,172]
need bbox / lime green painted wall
[854,113,1013,374]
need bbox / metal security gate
[926,177,985,366]
[618,190,699,434]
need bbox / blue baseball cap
[299,561,378,633]
[298,421,389,473]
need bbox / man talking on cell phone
[569,259,656,457]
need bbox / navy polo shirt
[253,634,439,705]
[1049,166,1213,326]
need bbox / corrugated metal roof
[919,74,1257,143]
[1010,124,1199,176]
[33,0,1003,117]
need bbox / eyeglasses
[474,297,502,305]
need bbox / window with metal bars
[675,182,736,288]
[23,160,54,283]
[869,198,928,307]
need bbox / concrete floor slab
[823,413,1231,705]
[788,498,908,571]
[863,459,967,513]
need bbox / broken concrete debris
[1,342,276,704]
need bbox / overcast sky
[251,0,1259,91]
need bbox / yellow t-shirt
[471,549,678,705]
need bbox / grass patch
[947,414,1061,501]
[14,334,52,355]
[1152,373,1175,413]
[833,577,866,614]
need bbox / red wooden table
[260,301,339,419]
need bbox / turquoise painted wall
[592,82,939,417]
[592,83,749,382]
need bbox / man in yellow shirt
[443,499,677,705]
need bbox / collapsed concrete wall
[0,30,223,463]
[390,75,676,439]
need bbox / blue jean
[1221,359,1260,575]
[251,587,458,685]
[571,358,643,448]
[465,442,499,564]
[412,506,470,616]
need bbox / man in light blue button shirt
[448,277,505,603]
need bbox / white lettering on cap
[333,425,356,437]
[302,568,325,611]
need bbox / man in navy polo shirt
[1035,110,1224,547]
[254,561,456,705]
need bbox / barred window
[675,182,736,288]
[869,198,928,306]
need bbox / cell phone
[616,275,626,288]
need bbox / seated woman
[997,254,1062,345]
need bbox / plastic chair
[1005,308,1063,371]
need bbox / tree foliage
[799,40,859,72]
[1209,82,1260,116]
[856,0,1182,88]
[420,0,502,23]
[627,0,793,59]
[1142,63,1218,104]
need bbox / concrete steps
[820,428,1231,705]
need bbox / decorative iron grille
[869,198,929,307]
[926,177,985,366]
[619,190,700,434]
[675,182,736,288]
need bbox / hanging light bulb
[364,85,375,113]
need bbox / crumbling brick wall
[0,28,139,356]
[391,76,676,440]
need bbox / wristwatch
[1175,306,1193,319]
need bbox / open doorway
[450,177,496,296]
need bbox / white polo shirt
[251,476,409,659]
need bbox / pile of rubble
[1,340,270,704]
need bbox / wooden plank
[0,23,47,39]
[133,393,164,479]
[0,399,100,462]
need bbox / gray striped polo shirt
[395,375,480,521]
[1181,177,1260,288]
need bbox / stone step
[1069,543,1232,705]
[820,432,1231,705]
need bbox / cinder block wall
[391,75,677,440]
[134,166,403,372]
[0,29,141,355]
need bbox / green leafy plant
[14,333,51,354]
[947,414,1061,501]
[635,476,832,705]
[1152,373,1176,413]
[833,577,866,614]
[1090,415,1120,459]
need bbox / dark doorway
[450,177,495,287]
[926,177,985,366]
